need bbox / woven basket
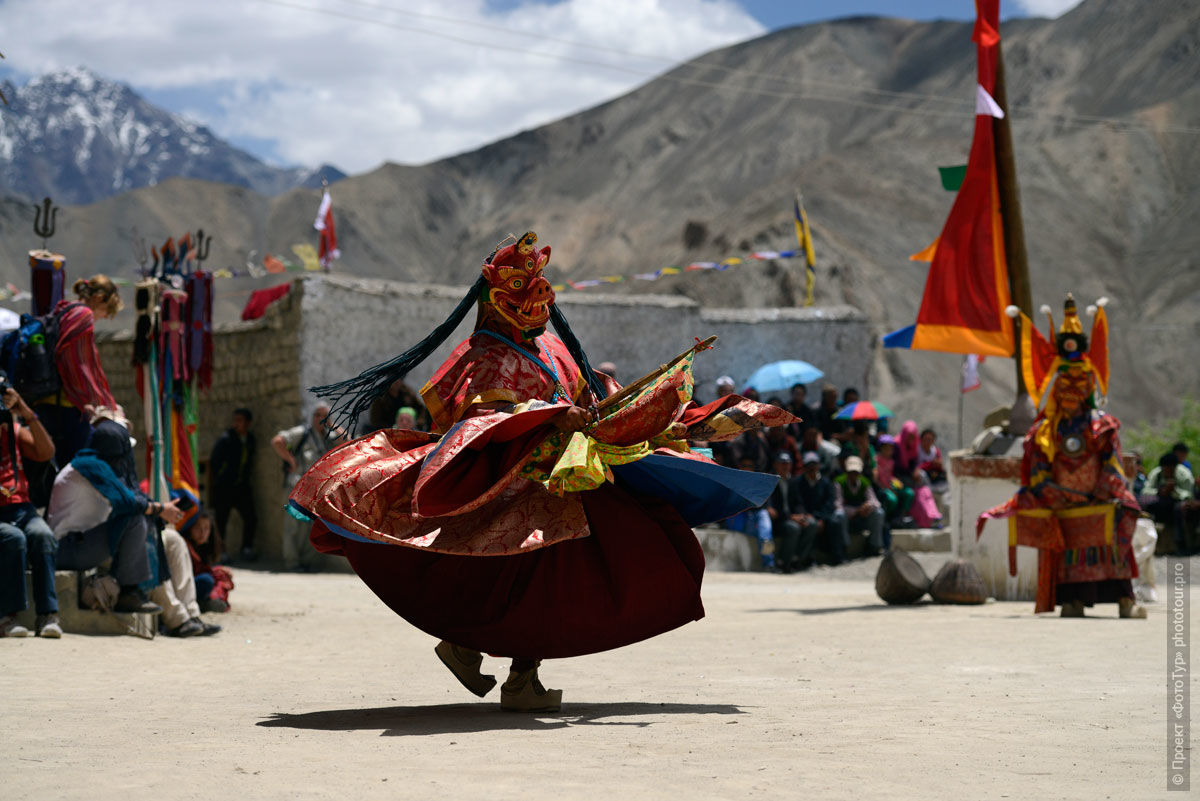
[875,547,930,605]
[929,559,988,605]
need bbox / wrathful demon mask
[481,231,554,335]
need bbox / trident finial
[33,197,57,248]
[194,228,212,267]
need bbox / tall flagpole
[991,37,1036,436]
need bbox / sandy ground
[7,555,1197,801]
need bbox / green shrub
[1123,397,1200,469]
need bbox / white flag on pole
[976,84,1005,118]
[962,354,982,393]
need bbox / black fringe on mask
[311,276,486,434]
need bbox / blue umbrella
[744,360,824,395]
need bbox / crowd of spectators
[1134,441,1199,555]
[710,379,948,573]
[0,277,229,639]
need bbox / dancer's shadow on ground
[258,701,744,736]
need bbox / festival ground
[8,556,1196,801]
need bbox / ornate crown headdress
[1007,293,1110,407]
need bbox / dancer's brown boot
[500,666,562,712]
[434,641,497,697]
[1060,600,1086,617]
[1118,597,1147,619]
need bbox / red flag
[886,0,1013,358]
[314,189,340,270]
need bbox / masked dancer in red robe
[979,294,1145,619]
[290,232,794,711]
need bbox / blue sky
[484,1,1053,28]
[0,0,1082,172]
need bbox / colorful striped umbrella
[834,400,894,420]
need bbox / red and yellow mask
[481,231,554,335]
[1051,363,1096,415]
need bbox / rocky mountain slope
[1,0,1196,440]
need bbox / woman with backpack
[34,275,124,467]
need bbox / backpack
[79,571,120,612]
[0,302,80,401]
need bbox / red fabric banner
[906,0,1014,357]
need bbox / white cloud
[1013,0,1085,18]
[0,0,764,172]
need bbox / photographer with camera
[0,379,60,637]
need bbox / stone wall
[96,284,303,560]
[299,274,873,410]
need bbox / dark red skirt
[312,483,705,659]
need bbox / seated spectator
[814,384,840,441]
[394,406,418,430]
[1174,441,1193,472]
[835,456,885,558]
[764,426,801,475]
[829,388,859,442]
[715,376,735,398]
[765,452,816,573]
[799,426,842,478]
[367,377,427,433]
[181,511,234,613]
[152,522,221,638]
[1129,451,1147,496]
[896,420,943,528]
[840,421,876,477]
[918,428,948,490]
[0,386,60,637]
[1143,452,1196,554]
[721,457,775,571]
[875,434,914,528]
[731,428,770,473]
[794,451,847,566]
[786,383,815,439]
[48,419,181,616]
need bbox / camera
[0,369,12,396]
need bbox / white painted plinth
[949,453,1037,601]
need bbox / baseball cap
[802,451,820,466]
[844,455,864,473]
[772,451,793,464]
[716,375,735,387]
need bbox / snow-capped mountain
[0,67,343,205]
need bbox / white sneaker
[1,614,30,637]
[36,614,62,638]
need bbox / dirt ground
[7,556,1196,801]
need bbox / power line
[251,0,1200,137]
